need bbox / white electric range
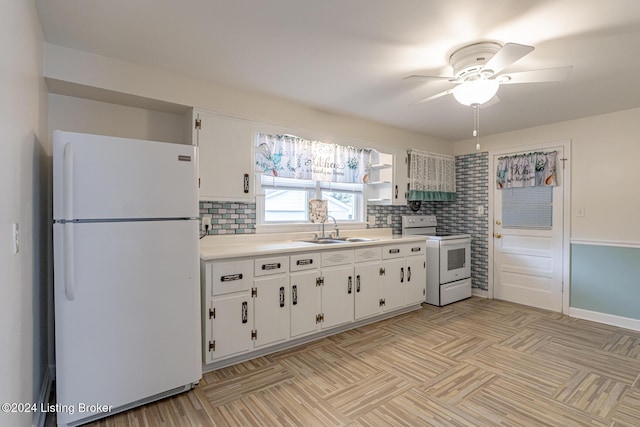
[402,215,472,306]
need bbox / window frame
[256,174,365,228]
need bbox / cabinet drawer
[290,253,320,272]
[322,249,354,267]
[354,246,382,263]
[382,244,406,259]
[211,260,253,296]
[255,256,289,276]
[406,242,426,256]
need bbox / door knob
[496,220,502,225]
[494,233,502,238]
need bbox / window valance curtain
[408,150,456,201]
[254,133,374,184]
[496,151,557,189]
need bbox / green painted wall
[571,244,640,319]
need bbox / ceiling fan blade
[402,74,455,82]
[413,88,455,104]
[499,66,573,84]
[482,42,534,75]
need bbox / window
[260,175,364,224]
[502,186,553,228]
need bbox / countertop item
[200,228,425,260]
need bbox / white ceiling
[35,0,640,141]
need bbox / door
[54,220,201,425]
[53,130,198,220]
[321,265,354,329]
[354,262,382,320]
[193,109,253,201]
[290,270,321,338]
[253,275,289,347]
[491,142,568,312]
[382,258,406,311]
[405,254,427,305]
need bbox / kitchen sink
[299,238,346,244]
[298,237,378,244]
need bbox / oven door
[439,238,471,284]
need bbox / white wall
[454,107,640,243]
[0,1,49,426]
[44,43,450,156]
[49,94,188,144]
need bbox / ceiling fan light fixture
[452,78,499,106]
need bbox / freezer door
[54,220,201,426]
[53,130,198,221]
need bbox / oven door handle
[439,238,471,247]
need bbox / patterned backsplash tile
[199,152,489,290]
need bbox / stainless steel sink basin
[299,238,346,244]
[298,237,378,244]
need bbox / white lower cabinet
[253,256,289,348]
[405,245,427,305]
[202,241,425,367]
[208,293,252,363]
[321,264,354,329]
[253,275,289,348]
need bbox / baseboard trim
[472,289,488,298]
[569,307,640,332]
[33,367,54,427]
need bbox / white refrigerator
[52,131,201,426]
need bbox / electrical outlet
[477,206,484,216]
[202,216,212,231]
[368,215,376,225]
[387,214,392,224]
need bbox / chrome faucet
[321,215,339,239]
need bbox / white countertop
[199,228,427,261]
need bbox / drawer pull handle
[221,273,243,282]
[241,301,248,324]
[262,262,281,270]
[243,173,250,193]
[411,247,421,252]
[400,267,404,283]
[279,286,285,307]
[292,285,298,305]
[407,266,411,282]
[347,276,352,294]
[296,259,313,266]
[356,275,361,293]
[389,248,400,254]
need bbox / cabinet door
[393,149,408,206]
[405,255,426,305]
[209,293,252,363]
[290,270,321,338]
[321,265,354,329]
[194,109,253,201]
[382,258,406,311]
[354,262,382,320]
[253,275,289,348]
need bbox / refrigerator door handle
[63,224,76,301]
[63,142,74,220]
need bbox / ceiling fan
[404,41,572,106]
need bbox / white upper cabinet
[365,149,408,206]
[193,109,254,201]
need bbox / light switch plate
[368,215,376,225]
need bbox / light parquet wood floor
[84,298,640,426]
